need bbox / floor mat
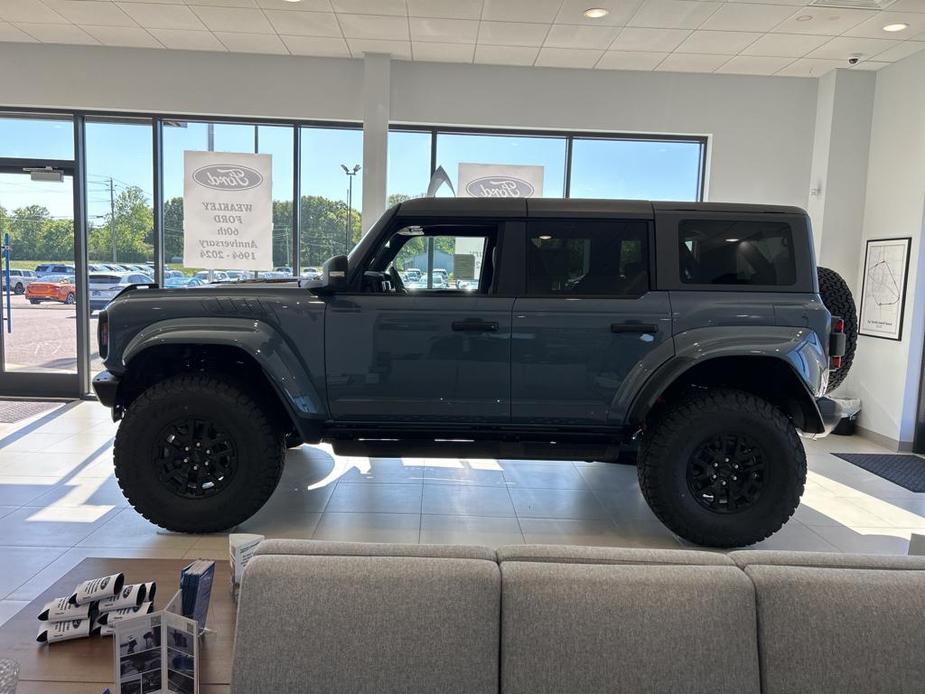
[834,453,925,493]
[0,400,60,423]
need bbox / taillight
[831,356,843,369]
[833,318,845,334]
[829,315,846,368]
[98,312,109,361]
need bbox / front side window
[679,220,795,286]
[526,220,648,297]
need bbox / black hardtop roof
[395,197,806,219]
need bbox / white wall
[849,50,925,449]
[0,42,819,211]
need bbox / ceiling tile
[843,12,925,40]
[215,32,289,53]
[265,10,341,36]
[775,57,841,76]
[873,40,925,62]
[629,0,722,30]
[347,37,412,59]
[0,0,67,24]
[655,52,729,71]
[741,32,828,57]
[676,29,761,54]
[413,41,475,62]
[407,0,482,20]
[535,46,604,68]
[477,21,549,47]
[610,27,690,52]
[117,3,207,31]
[807,35,900,60]
[191,6,274,33]
[13,22,99,44]
[474,44,539,65]
[700,4,795,32]
[281,34,350,56]
[338,13,409,40]
[888,0,925,12]
[596,50,666,70]
[256,0,335,10]
[82,25,161,47]
[187,0,258,7]
[42,1,135,27]
[410,17,478,43]
[147,28,226,50]
[544,23,621,49]
[849,60,890,70]
[773,7,876,36]
[555,0,644,26]
[0,21,38,41]
[725,0,807,5]
[115,0,188,4]
[331,0,406,15]
[714,54,794,74]
[483,0,562,23]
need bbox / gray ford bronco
[93,198,856,548]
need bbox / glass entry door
[0,161,80,396]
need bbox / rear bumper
[92,370,120,408]
[814,396,845,437]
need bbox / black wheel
[817,266,857,392]
[28,299,41,305]
[64,293,75,305]
[114,374,285,533]
[638,389,805,548]
[13,282,24,295]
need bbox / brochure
[229,533,263,602]
[113,590,198,694]
[180,560,214,635]
[38,596,97,622]
[36,617,101,643]
[98,582,154,613]
[69,573,125,605]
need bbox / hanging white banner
[458,163,544,198]
[183,151,273,271]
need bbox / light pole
[341,164,360,254]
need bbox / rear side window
[526,220,648,296]
[679,220,795,286]
[90,274,121,283]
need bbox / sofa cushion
[497,544,732,566]
[255,538,496,562]
[747,564,925,693]
[500,562,759,694]
[231,553,500,694]
[730,549,925,570]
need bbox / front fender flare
[625,325,827,432]
[121,316,325,419]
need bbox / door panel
[325,294,514,422]
[511,293,672,426]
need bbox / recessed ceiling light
[795,15,813,22]
[283,0,301,3]
[583,8,610,19]
[883,23,908,32]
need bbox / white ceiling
[1,0,924,77]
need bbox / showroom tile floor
[0,399,924,626]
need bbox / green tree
[89,186,154,263]
[9,204,51,259]
[163,196,184,264]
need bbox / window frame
[520,218,653,300]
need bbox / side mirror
[319,255,348,292]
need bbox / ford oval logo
[192,165,263,191]
[465,176,535,198]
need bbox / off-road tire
[817,266,857,392]
[13,282,24,295]
[638,389,805,548]
[64,293,75,305]
[114,374,285,533]
[29,299,40,304]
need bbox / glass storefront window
[569,138,704,201]
[299,126,363,271]
[0,115,74,160]
[435,132,567,198]
[387,130,431,205]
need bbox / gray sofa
[231,541,925,694]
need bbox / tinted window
[90,274,121,283]
[526,220,648,296]
[679,220,795,286]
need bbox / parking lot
[0,293,100,373]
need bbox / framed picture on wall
[858,237,912,341]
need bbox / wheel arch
[629,354,824,435]
[115,318,325,442]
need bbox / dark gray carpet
[0,400,59,423]
[833,453,925,493]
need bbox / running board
[329,438,623,462]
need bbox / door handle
[611,322,658,334]
[452,319,499,332]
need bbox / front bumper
[92,370,120,408]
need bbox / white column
[361,53,390,234]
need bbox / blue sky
[1,116,702,220]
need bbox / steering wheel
[388,266,406,294]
